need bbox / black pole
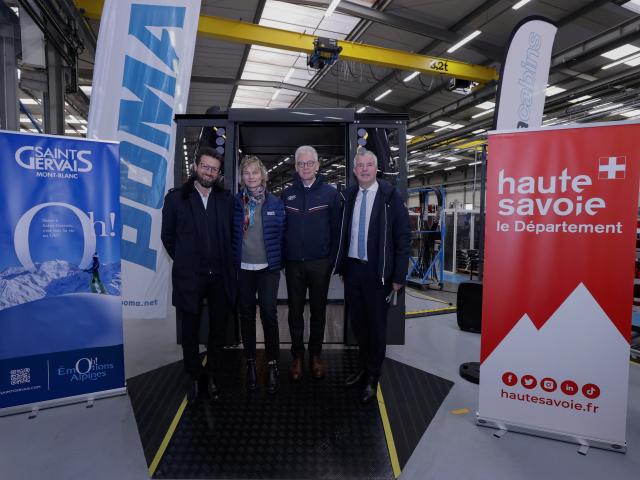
[477,144,488,281]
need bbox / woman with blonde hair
[232,156,285,394]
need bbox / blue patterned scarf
[242,186,266,232]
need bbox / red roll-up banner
[478,122,639,451]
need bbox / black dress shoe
[247,359,257,390]
[345,369,365,388]
[186,379,200,404]
[360,376,379,404]
[267,361,279,394]
[207,378,220,402]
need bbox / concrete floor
[1,285,638,480]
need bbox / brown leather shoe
[289,356,303,382]
[310,356,325,380]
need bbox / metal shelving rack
[406,186,445,290]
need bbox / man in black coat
[334,148,411,404]
[161,148,235,403]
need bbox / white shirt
[195,183,211,208]
[348,181,378,261]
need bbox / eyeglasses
[199,164,220,173]
[296,161,316,168]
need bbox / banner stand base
[0,387,127,418]
[476,414,627,453]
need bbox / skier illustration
[85,252,107,294]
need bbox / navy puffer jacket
[232,191,286,271]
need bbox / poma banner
[87,0,201,318]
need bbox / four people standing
[282,146,341,382]
[162,145,409,405]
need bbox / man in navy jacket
[334,148,410,404]
[283,146,341,381]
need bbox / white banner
[88,0,201,318]
[495,17,557,130]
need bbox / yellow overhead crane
[76,0,499,84]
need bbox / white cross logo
[598,156,626,180]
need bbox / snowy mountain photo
[0,259,120,311]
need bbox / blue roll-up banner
[0,131,125,414]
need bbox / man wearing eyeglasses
[161,147,235,403]
[283,146,340,382]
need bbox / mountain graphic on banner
[0,259,120,311]
[479,283,629,443]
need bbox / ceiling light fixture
[476,101,495,110]
[568,95,592,103]
[601,52,640,70]
[472,108,494,118]
[545,85,566,96]
[512,0,533,10]
[374,89,392,101]
[601,43,640,60]
[621,109,640,118]
[622,0,640,13]
[404,71,420,82]
[447,30,481,53]
[283,67,295,83]
[588,103,623,115]
[324,0,341,17]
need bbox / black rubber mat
[379,358,454,469]
[127,349,453,479]
[144,349,392,479]
[127,357,193,465]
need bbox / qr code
[10,368,30,386]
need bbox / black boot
[345,369,365,388]
[267,360,279,394]
[208,377,220,402]
[247,359,257,390]
[186,378,200,404]
[360,375,379,404]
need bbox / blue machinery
[406,186,445,289]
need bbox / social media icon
[521,375,537,389]
[561,380,578,396]
[502,371,518,387]
[582,383,600,399]
[540,377,557,393]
